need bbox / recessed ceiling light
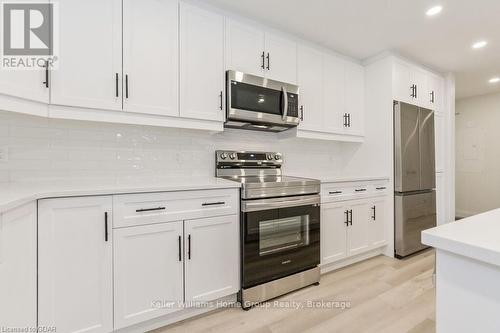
[489,77,500,84]
[426,5,443,16]
[472,40,488,49]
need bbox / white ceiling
[203,0,500,99]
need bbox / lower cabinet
[113,222,184,329]
[321,196,388,266]
[38,196,114,333]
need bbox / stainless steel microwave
[225,70,300,132]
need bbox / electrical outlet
[0,147,9,162]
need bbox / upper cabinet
[393,59,444,112]
[51,0,122,111]
[122,0,178,116]
[180,3,225,121]
[225,19,297,84]
[344,61,365,136]
[0,66,49,105]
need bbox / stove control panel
[216,150,283,165]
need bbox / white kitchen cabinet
[184,215,239,303]
[297,44,324,131]
[264,33,297,84]
[0,67,49,104]
[393,61,413,104]
[180,3,224,121]
[122,0,178,116]
[0,203,37,328]
[347,200,370,256]
[51,0,122,111]
[225,19,265,77]
[435,112,445,172]
[113,222,184,329]
[428,74,445,113]
[412,67,429,108]
[368,197,388,248]
[38,196,113,333]
[323,54,345,133]
[344,61,365,136]
[436,172,446,226]
[321,202,348,265]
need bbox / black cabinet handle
[348,113,351,127]
[188,234,191,260]
[376,187,386,190]
[329,191,342,195]
[410,84,416,98]
[355,188,367,192]
[372,205,376,220]
[300,106,304,121]
[201,201,225,207]
[261,51,265,69]
[266,52,270,70]
[125,74,129,99]
[135,207,166,213]
[414,85,418,99]
[43,61,49,88]
[115,73,119,98]
[344,210,349,226]
[349,209,353,225]
[343,113,347,127]
[219,91,223,110]
[430,91,435,103]
[178,235,182,262]
[104,212,109,242]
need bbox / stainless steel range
[215,150,321,310]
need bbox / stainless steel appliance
[225,70,300,132]
[215,150,320,309]
[394,101,437,258]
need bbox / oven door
[227,70,299,127]
[241,195,320,289]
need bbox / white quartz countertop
[0,178,241,214]
[422,208,500,267]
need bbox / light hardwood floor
[152,250,435,333]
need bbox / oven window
[259,215,309,256]
[231,81,283,115]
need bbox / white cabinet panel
[412,68,428,108]
[264,33,297,84]
[51,0,122,111]
[347,200,370,256]
[436,172,446,226]
[344,61,364,135]
[297,44,323,131]
[38,196,113,333]
[0,68,49,104]
[184,215,239,303]
[435,113,445,172]
[393,61,413,104]
[323,54,345,133]
[180,3,224,121]
[225,19,265,76]
[428,74,444,113]
[0,203,37,328]
[123,0,178,116]
[368,197,387,248]
[114,222,184,329]
[321,202,347,265]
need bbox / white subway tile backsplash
[0,110,344,182]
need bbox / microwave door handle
[281,86,288,120]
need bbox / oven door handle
[281,86,288,120]
[241,195,320,212]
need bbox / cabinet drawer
[113,189,239,228]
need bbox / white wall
[0,110,385,183]
[456,92,500,217]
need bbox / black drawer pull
[376,187,387,190]
[202,201,225,207]
[355,188,367,192]
[329,191,343,195]
[178,236,182,262]
[104,212,109,242]
[135,207,166,213]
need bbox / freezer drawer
[395,191,436,258]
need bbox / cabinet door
[347,200,370,256]
[368,197,388,248]
[123,0,178,116]
[225,19,265,76]
[436,172,446,226]
[113,222,184,329]
[323,54,345,133]
[180,3,224,121]
[412,68,429,108]
[184,215,239,303]
[428,74,444,113]
[264,33,297,84]
[38,196,113,333]
[344,61,364,136]
[321,202,348,265]
[51,0,122,111]
[297,44,323,131]
[0,68,49,104]
[0,203,37,328]
[393,61,412,103]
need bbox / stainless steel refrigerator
[394,101,437,258]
